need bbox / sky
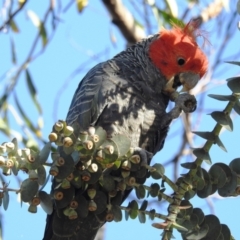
[1,0,240,240]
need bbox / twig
[102,0,146,45]
[0,2,56,109]
[0,0,28,31]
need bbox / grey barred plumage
[43,22,208,240]
[66,33,169,154]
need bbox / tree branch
[102,0,145,45]
[0,0,28,31]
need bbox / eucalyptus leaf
[193,148,211,164]
[21,179,38,202]
[3,190,9,210]
[38,191,53,214]
[211,111,233,131]
[227,76,240,94]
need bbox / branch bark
[102,0,145,44]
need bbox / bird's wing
[66,63,106,130]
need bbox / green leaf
[140,200,148,211]
[149,209,156,220]
[215,136,227,152]
[38,191,53,214]
[181,162,197,169]
[227,76,240,94]
[112,205,122,222]
[3,190,9,210]
[37,165,46,185]
[193,148,211,164]
[25,69,42,114]
[225,61,240,66]
[210,111,233,131]
[193,131,227,152]
[158,9,184,27]
[128,200,139,219]
[233,100,240,115]
[192,131,215,141]
[135,185,145,199]
[27,10,48,47]
[149,183,160,197]
[40,23,48,47]
[21,179,39,202]
[38,142,51,164]
[138,212,146,223]
[111,134,131,157]
[10,20,19,33]
[10,37,17,64]
[208,94,236,101]
[150,163,165,179]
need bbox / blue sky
[1,0,240,239]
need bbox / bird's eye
[177,58,185,66]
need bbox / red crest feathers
[148,19,209,80]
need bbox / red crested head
[149,19,208,81]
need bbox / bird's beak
[163,72,200,99]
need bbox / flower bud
[54,191,63,200]
[88,200,97,211]
[91,135,99,143]
[121,170,130,178]
[56,157,65,166]
[31,197,41,206]
[63,137,73,147]
[54,121,64,132]
[81,171,91,181]
[129,155,141,164]
[6,159,14,168]
[68,209,78,220]
[79,131,88,142]
[50,165,59,176]
[28,170,38,180]
[28,204,37,213]
[5,142,15,152]
[104,145,114,155]
[88,163,98,173]
[64,126,74,137]
[48,132,58,142]
[66,172,74,181]
[121,160,131,170]
[83,140,93,150]
[105,212,114,222]
[70,200,78,209]
[88,126,95,136]
[87,188,96,199]
[126,176,136,186]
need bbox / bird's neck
[112,34,165,95]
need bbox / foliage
[0,70,239,240]
[0,0,240,240]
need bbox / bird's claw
[165,93,197,120]
[175,93,197,113]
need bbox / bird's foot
[161,93,197,126]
